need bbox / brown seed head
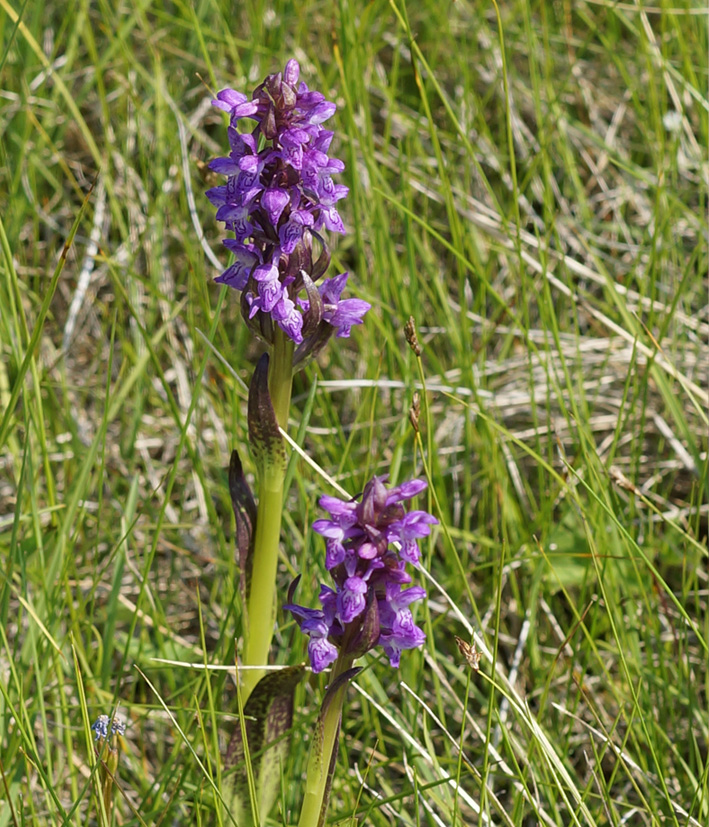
[455,635,481,671]
[404,316,421,356]
[409,391,421,433]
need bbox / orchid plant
[205,60,433,827]
[207,59,369,700]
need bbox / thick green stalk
[297,654,354,827]
[267,328,295,431]
[241,330,294,700]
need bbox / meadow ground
[0,1,707,825]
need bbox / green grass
[1,0,707,824]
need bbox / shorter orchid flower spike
[285,476,437,672]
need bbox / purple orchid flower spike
[207,59,370,355]
[285,476,437,672]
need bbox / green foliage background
[0,0,706,825]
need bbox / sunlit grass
[0,0,706,825]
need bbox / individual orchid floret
[317,274,370,338]
[286,601,339,673]
[207,59,370,354]
[285,476,436,672]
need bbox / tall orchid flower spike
[285,476,437,827]
[208,59,370,365]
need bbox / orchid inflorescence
[285,476,437,672]
[208,59,370,360]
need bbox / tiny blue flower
[91,715,109,741]
[91,714,126,741]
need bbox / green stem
[97,745,118,826]
[241,329,294,700]
[268,328,294,429]
[297,654,354,827]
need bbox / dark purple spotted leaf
[224,665,306,826]
[228,449,256,601]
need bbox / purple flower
[271,294,303,342]
[262,186,290,225]
[92,715,109,741]
[319,274,371,338]
[387,511,438,565]
[215,241,258,290]
[207,60,369,350]
[285,603,339,673]
[211,89,259,120]
[379,608,427,668]
[337,575,368,623]
[278,208,314,255]
[286,477,436,672]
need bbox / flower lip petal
[386,479,428,503]
[308,637,338,672]
[212,88,247,110]
[208,157,239,175]
[325,540,346,570]
[312,519,345,538]
[337,576,368,623]
[319,206,346,235]
[212,88,259,119]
